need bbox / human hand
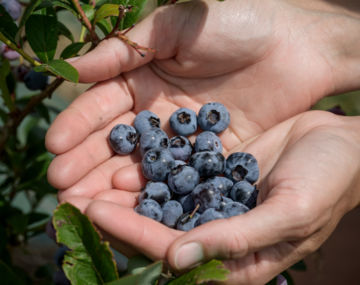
[45,0,360,282]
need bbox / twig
[116,31,155,57]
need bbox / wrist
[285,0,360,96]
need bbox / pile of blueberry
[109,102,259,231]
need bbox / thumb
[69,4,188,83]
[167,199,309,271]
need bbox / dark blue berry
[195,208,225,226]
[169,136,193,161]
[225,152,259,184]
[176,212,200,231]
[141,148,175,181]
[206,176,233,196]
[189,151,225,178]
[139,181,171,204]
[192,182,222,213]
[230,180,257,207]
[197,102,230,133]
[177,193,195,212]
[194,131,222,153]
[134,110,160,135]
[135,199,163,222]
[170,107,197,136]
[109,124,139,155]
[139,128,169,156]
[24,69,49,91]
[161,200,183,228]
[173,160,187,168]
[168,164,200,195]
[221,201,249,218]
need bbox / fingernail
[175,242,204,270]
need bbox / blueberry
[189,151,225,178]
[141,148,175,181]
[134,110,160,135]
[161,200,183,228]
[225,152,259,184]
[195,208,225,226]
[169,136,193,161]
[173,160,187,168]
[170,107,197,136]
[230,180,257,208]
[135,199,163,222]
[139,128,169,156]
[192,182,222,213]
[221,201,249,218]
[2,0,22,20]
[176,212,200,231]
[177,193,195,212]
[206,176,233,196]
[109,124,139,155]
[24,69,49,91]
[194,131,222,153]
[139,181,171,204]
[168,164,200,195]
[197,102,230,133]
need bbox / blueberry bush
[3,0,356,283]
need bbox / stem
[0,78,64,155]
[79,26,87,42]
[0,32,41,67]
[71,0,99,44]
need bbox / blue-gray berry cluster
[108,102,260,231]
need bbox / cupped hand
[44,0,360,282]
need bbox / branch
[0,78,64,155]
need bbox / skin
[45,0,360,284]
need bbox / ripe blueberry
[194,131,222,153]
[197,102,230,133]
[168,164,200,195]
[109,124,139,155]
[141,148,175,181]
[169,135,193,161]
[139,128,169,156]
[170,107,197,136]
[135,199,163,222]
[134,110,160,135]
[225,152,259,184]
[189,151,225,178]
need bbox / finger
[57,155,137,202]
[85,200,183,260]
[112,163,147,192]
[47,111,138,189]
[93,190,139,208]
[70,4,187,83]
[46,76,134,154]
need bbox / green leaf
[94,4,121,24]
[53,203,119,285]
[52,0,78,16]
[58,21,75,43]
[0,58,15,112]
[82,4,96,21]
[25,12,58,62]
[60,42,86,59]
[126,255,153,275]
[0,5,18,44]
[121,0,148,30]
[0,260,26,285]
[105,261,163,285]
[34,59,79,82]
[96,19,113,36]
[168,260,229,285]
[16,0,42,44]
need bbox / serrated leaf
[25,12,58,62]
[60,42,86,59]
[16,0,42,44]
[53,203,119,285]
[58,21,75,42]
[168,260,229,285]
[34,60,79,82]
[94,4,121,24]
[0,5,18,44]
[105,261,162,285]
